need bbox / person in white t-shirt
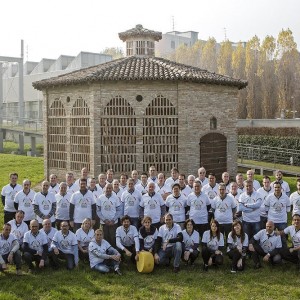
[49,174,59,195]
[88,229,122,275]
[249,221,282,268]
[226,220,248,273]
[55,182,71,229]
[69,178,96,231]
[96,183,121,248]
[14,179,36,226]
[1,172,22,223]
[195,167,208,187]
[33,181,56,227]
[271,170,290,196]
[201,219,224,271]
[76,218,94,262]
[148,166,158,184]
[245,170,261,191]
[115,215,140,263]
[50,221,78,270]
[66,172,79,195]
[279,213,300,271]
[264,181,291,231]
[0,223,22,275]
[155,173,171,201]
[23,219,48,272]
[139,182,166,229]
[8,210,29,247]
[165,167,179,188]
[290,178,300,216]
[182,219,200,265]
[135,173,149,195]
[154,213,183,273]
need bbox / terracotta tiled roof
[119,24,162,42]
[33,56,247,90]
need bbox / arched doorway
[200,133,227,180]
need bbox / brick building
[33,25,247,180]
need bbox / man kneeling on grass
[89,229,122,275]
[154,213,183,273]
[50,221,78,270]
[0,223,22,275]
[249,220,282,269]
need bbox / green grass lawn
[1,155,300,300]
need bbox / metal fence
[238,143,300,166]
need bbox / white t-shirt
[226,232,249,252]
[155,183,171,198]
[70,190,96,224]
[290,191,300,216]
[157,223,182,248]
[40,227,58,250]
[116,225,140,251]
[182,229,200,251]
[264,193,291,223]
[140,192,165,224]
[76,228,94,248]
[49,184,59,195]
[135,183,149,195]
[52,230,78,254]
[187,192,210,224]
[88,238,118,268]
[96,193,120,224]
[1,183,22,212]
[211,195,236,224]
[202,230,224,251]
[121,189,142,218]
[238,191,262,222]
[257,187,273,218]
[7,220,29,245]
[33,192,56,223]
[253,229,282,253]
[165,194,187,223]
[202,183,219,201]
[14,189,36,221]
[23,230,48,253]
[55,193,71,220]
[284,225,300,248]
[0,233,18,256]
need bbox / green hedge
[238,135,300,150]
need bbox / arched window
[48,100,67,169]
[70,97,90,171]
[143,95,178,172]
[210,116,217,130]
[99,96,136,173]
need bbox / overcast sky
[1,0,299,62]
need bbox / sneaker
[16,269,23,276]
[230,268,237,273]
[203,264,208,272]
[115,268,122,276]
[173,267,180,273]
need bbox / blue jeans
[157,242,182,268]
[93,259,120,273]
[243,221,261,240]
[274,222,287,231]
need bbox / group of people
[1,166,300,275]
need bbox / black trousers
[202,247,223,265]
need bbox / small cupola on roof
[119,24,162,57]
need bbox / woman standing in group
[227,220,248,273]
[201,219,224,271]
